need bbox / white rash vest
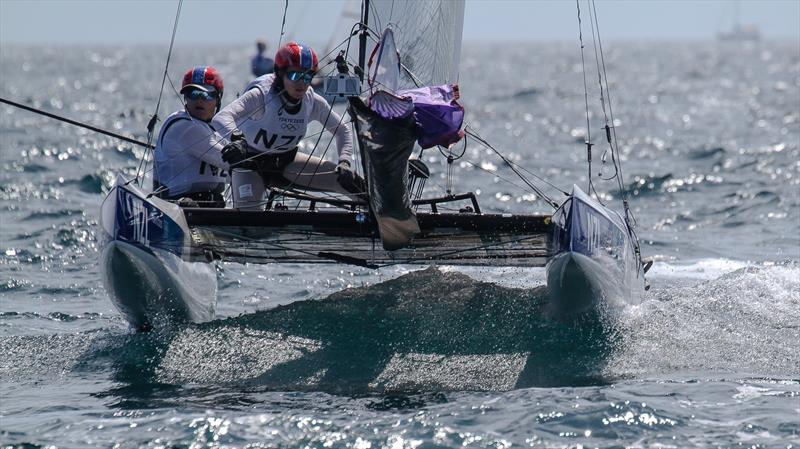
[212,74,353,164]
[153,110,229,197]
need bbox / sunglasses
[285,70,314,84]
[185,90,218,101]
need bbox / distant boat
[717,1,761,42]
[717,24,761,42]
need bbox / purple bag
[398,84,464,149]
[366,27,465,149]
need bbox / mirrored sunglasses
[286,70,314,84]
[185,90,217,101]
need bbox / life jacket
[153,110,226,198]
[238,74,317,155]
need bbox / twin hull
[99,178,641,328]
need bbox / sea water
[1,41,798,448]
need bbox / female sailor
[153,66,231,207]
[213,41,363,208]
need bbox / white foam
[606,261,800,377]
[647,258,751,280]
[438,265,547,289]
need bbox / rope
[576,0,598,199]
[577,0,642,263]
[589,0,628,201]
[134,0,184,186]
[0,97,152,149]
[464,127,560,208]
[277,0,289,48]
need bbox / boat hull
[99,176,217,329]
[100,241,216,329]
[546,185,644,314]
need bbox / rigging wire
[578,0,642,262]
[135,0,183,187]
[356,19,563,208]
[277,0,289,48]
[281,96,362,208]
[464,127,560,208]
[0,97,153,149]
[589,0,629,208]
[249,32,369,205]
[146,40,362,201]
[585,0,617,185]
[461,160,545,200]
[145,15,452,205]
[575,0,598,199]
[351,7,563,209]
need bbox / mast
[351,0,371,208]
[357,0,369,83]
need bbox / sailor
[213,41,364,208]
[251,39,274,77]
[153,66,233,208]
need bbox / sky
[0,0,798,46]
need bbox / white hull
[546,185,645,314]
[99,176,217,330]
[101,241,216,330]
[546,251,628,315]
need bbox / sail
[347,0,466,251]
[349,96,420,251]
[366,0,465,88]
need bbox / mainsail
[366,0,465,87]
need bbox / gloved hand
[221,139,248,167]
[336,160,366,194]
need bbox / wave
[647,258,752,280]
[607,262,800,378]
[688,146,726,160]
[22,209,85,221]
[627,173,673,197]
[509,87,540,99]
[0,248,49,266]
[60,173,106,194]
[0,277,33,292]
[2,263,796,402]
[1,268,623,397]
[0,311,102,322]
[22,163,50,173]
[151,267,621,394]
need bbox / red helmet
[274,42,318,72]
[180,66,224,97]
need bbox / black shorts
[153,181,225,208]
[249,148,299,187]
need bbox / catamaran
[99,0,648,330]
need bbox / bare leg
[281,152,355,196]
